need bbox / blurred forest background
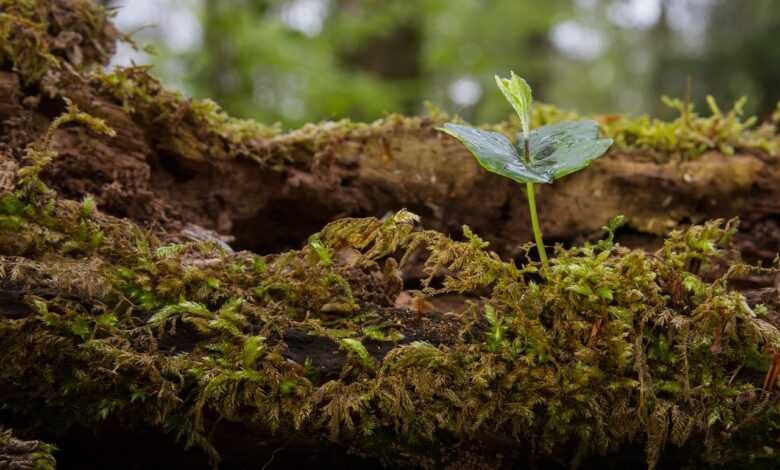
[102,0,780,129]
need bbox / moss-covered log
[2,0,780,261]
[3,1,780,469]
[2,177,780,468]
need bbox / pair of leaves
[439,120,613,184]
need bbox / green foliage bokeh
[112,0,780,128]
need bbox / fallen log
[1,1,779,261]
[2,1,780,469]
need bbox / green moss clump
[530,96,778,160]
[92,66,282,163]
[0,0,117,84]
[0,6,59,84]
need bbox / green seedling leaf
[438,124,549,183]
[438,71,613,273]
[439,121,612,185]
[517,120,614,180]
[495,71,533,137]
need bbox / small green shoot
[340,338,375,369]
[80,196,96,219]
[599,214,626,249]
[241,336,266,369]
[252,255,267,273]
[363,325,405,342]
[484,305,508,353]
[147,300,212,326]
[438,72,613,270]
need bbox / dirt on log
[3,1,780,470]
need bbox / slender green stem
[525,182,549,270]
[521,132,548,270]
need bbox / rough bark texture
[2,1,780,470]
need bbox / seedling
[438,72,613,270]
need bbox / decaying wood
[1,67,779,260]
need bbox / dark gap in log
[229,198,341,254]
[155,151,200,184]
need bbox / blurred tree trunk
[331,0,423,115]
[201,0,235,106]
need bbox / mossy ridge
[89,64,437,168]
[85,48,777,167]
[531,96,778,160]
[89,61,779,171]
[3,138,780,470]
[477,98,779,162]
[93,61,779,168]
[89,66,282,162]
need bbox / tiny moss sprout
[438,72,613,270]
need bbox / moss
[2,4,780,468]
[482,96,779,161]
[0,0,117,84]
[189,98,281,143]
[2,184,780,468]
[17,98,115,205]
[0,9,59,84]
[93,66,282,164]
